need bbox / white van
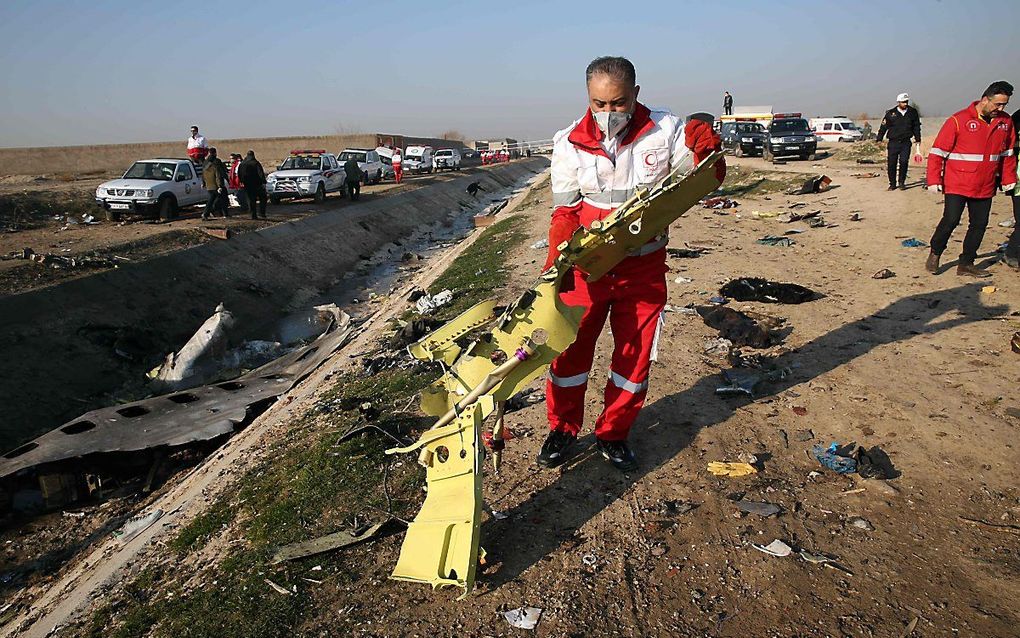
[810,117,863,142]
[403,146,434,174]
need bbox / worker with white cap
[876,92,922,190]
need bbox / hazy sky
[2,0,1018,148]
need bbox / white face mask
[593,111,632,138]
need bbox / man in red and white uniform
[537,56,724,472]
[391,147,403,183]
[926,81,1016,278]
[187,126,209,163]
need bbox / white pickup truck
[337,148,385,184]
[95,158,206,220]
[266,150,346,204]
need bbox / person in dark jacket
[342,157,363,201]
[202,147,229,219]
[237,150,268,219]
[723,91,733,116]
[1006,108,1020,270]
[876,92,922,190]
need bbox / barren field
[2,142,1019,638]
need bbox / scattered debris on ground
[720,278,817,304]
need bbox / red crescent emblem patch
[644,152,656,166]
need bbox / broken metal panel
[388,397,492,597]
[391,153,726,597]
[271,521,390,564]
[0,314,355,479]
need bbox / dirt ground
[318,147,1017,637]
[4,143,1020,637]
[0,159,483,296]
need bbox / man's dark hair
[208,146,217,155]
[983,81,1014,98]
[191,125,199,130]
[585,56,636,86]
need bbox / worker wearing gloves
[538,56,724,472]
[876,93,922,191]
[925,81,1016,278]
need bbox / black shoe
[537,429,577,468]
[898,184,907,190]
[887,185,896,191]
[595,438,638,472]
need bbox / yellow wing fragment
[388,152,725,597]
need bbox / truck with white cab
[337,148,385,184]
[95,158,206,220]
[402,146,434,174]
[266,150,345,204]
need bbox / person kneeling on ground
[538,55,724,473]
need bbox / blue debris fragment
[812,443,857,474]
[900,238,928,248]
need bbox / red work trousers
[393,165,403,183]
[546,267,666,441]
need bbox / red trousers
[546,267,666,441]
[393,165,403,183]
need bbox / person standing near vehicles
[537,56,724,472]
[391,147,403,183]
[343,156,364,201]
[723,91,733,115]
[876,93,922,190]
[202,147,229,220]
[227,153,247,211]
[925,81,1016,278]
[1005,107,1020,270]
[238,150,268,219]
[187,126,209,163]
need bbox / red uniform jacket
[927,102,1017,198]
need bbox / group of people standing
[188,127,268,220]
[481,150,511,165]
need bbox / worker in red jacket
[391,147,403,183]
[538,56,724,472]
[926,81,1017,277]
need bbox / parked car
[809,117,864,143]
[763,114,818,162]
[375,147,396,179]
[403,145,433,174]
[720,121,767,157]
[433,148,462,171]
[337,148,385,184]
[266,150,345,204]
[95,158,205,220]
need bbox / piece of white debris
[503,606,543,630]
[753,539,793,557]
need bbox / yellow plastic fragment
[707,461,758,477]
